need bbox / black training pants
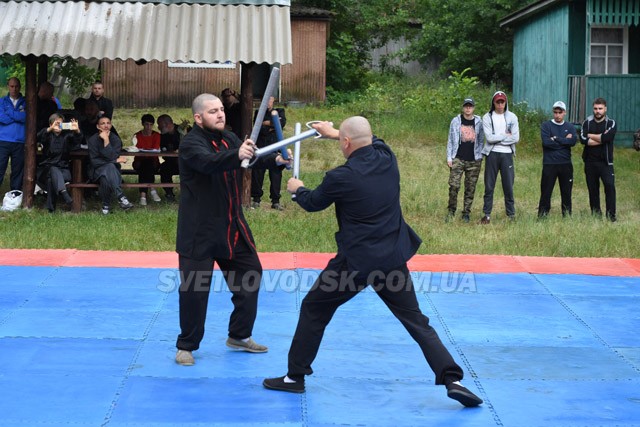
[538,163,573,217]
[176,238,263,351]
[584,161,616,219]
[251,166,282,204]
[286,254,464,385]
[482,151,515,217]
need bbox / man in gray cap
[446,98,484,222]
[538,101,577,218]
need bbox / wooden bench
[69,150,179,212]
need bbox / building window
[168,61,236,69]
[590,27,627,74]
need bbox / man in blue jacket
[0,77,26,191]
[538,101,577,217]
[263,117,483,407]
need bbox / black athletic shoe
[446,381,483,407]
[263,376,305,393]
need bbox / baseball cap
[462,98,475,106]
[552,101,566,111]
[493,92,507,103]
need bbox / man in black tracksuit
[251,96,287,210]
[580,97,617,221]
[538,101,577,217]
[174,93,289,366]
[263,117,483,407]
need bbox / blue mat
[1,267,639,426]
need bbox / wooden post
[22,55,38,209]
[37,55,48,85]
[240,62,254,208]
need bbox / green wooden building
[501,0,640,145]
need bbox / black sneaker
[446,381,483,407]
[263,376,305,393]
[462,214,470,223]
[60,190,73,206]
[271,202,284,211]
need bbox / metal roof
[0,0,292,64]
[8,0,290,4]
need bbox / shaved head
[339,116,372,148]
[192,93,220,115]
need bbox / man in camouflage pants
[446,98,484,222]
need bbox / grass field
[1,78,638,258]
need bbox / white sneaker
[150,189,161,202]
[140,196,147,206]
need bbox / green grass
[1,81,639,258]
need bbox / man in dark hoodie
[580,97,617,222]
[480,91,520,224]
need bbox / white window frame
[589,26,628,75]
[168,61,236,69]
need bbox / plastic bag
[1,190,23,212]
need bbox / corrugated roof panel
[13,0,290,4]
[0,1,292,64]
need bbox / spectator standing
[132,114,161,205]
[157,114,180,201]
[0,77,26,191]
[479,91,520,224]
[538,101,577,218]
[79,99,101,140]
[580,97,617,222]
[251,96,287,210]
[220,88,242,139]
[446,98,484,222]
[88,81,114,120]
[36,81,59,132]
[70,97,87,122]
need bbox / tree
[395,0,519,85]
[293,0,418,94]
[0,54,100,97]
[293,0,520,92]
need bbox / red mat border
[0,249,638,276]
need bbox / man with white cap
[538,101,577,217]
[479,91,520,224]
